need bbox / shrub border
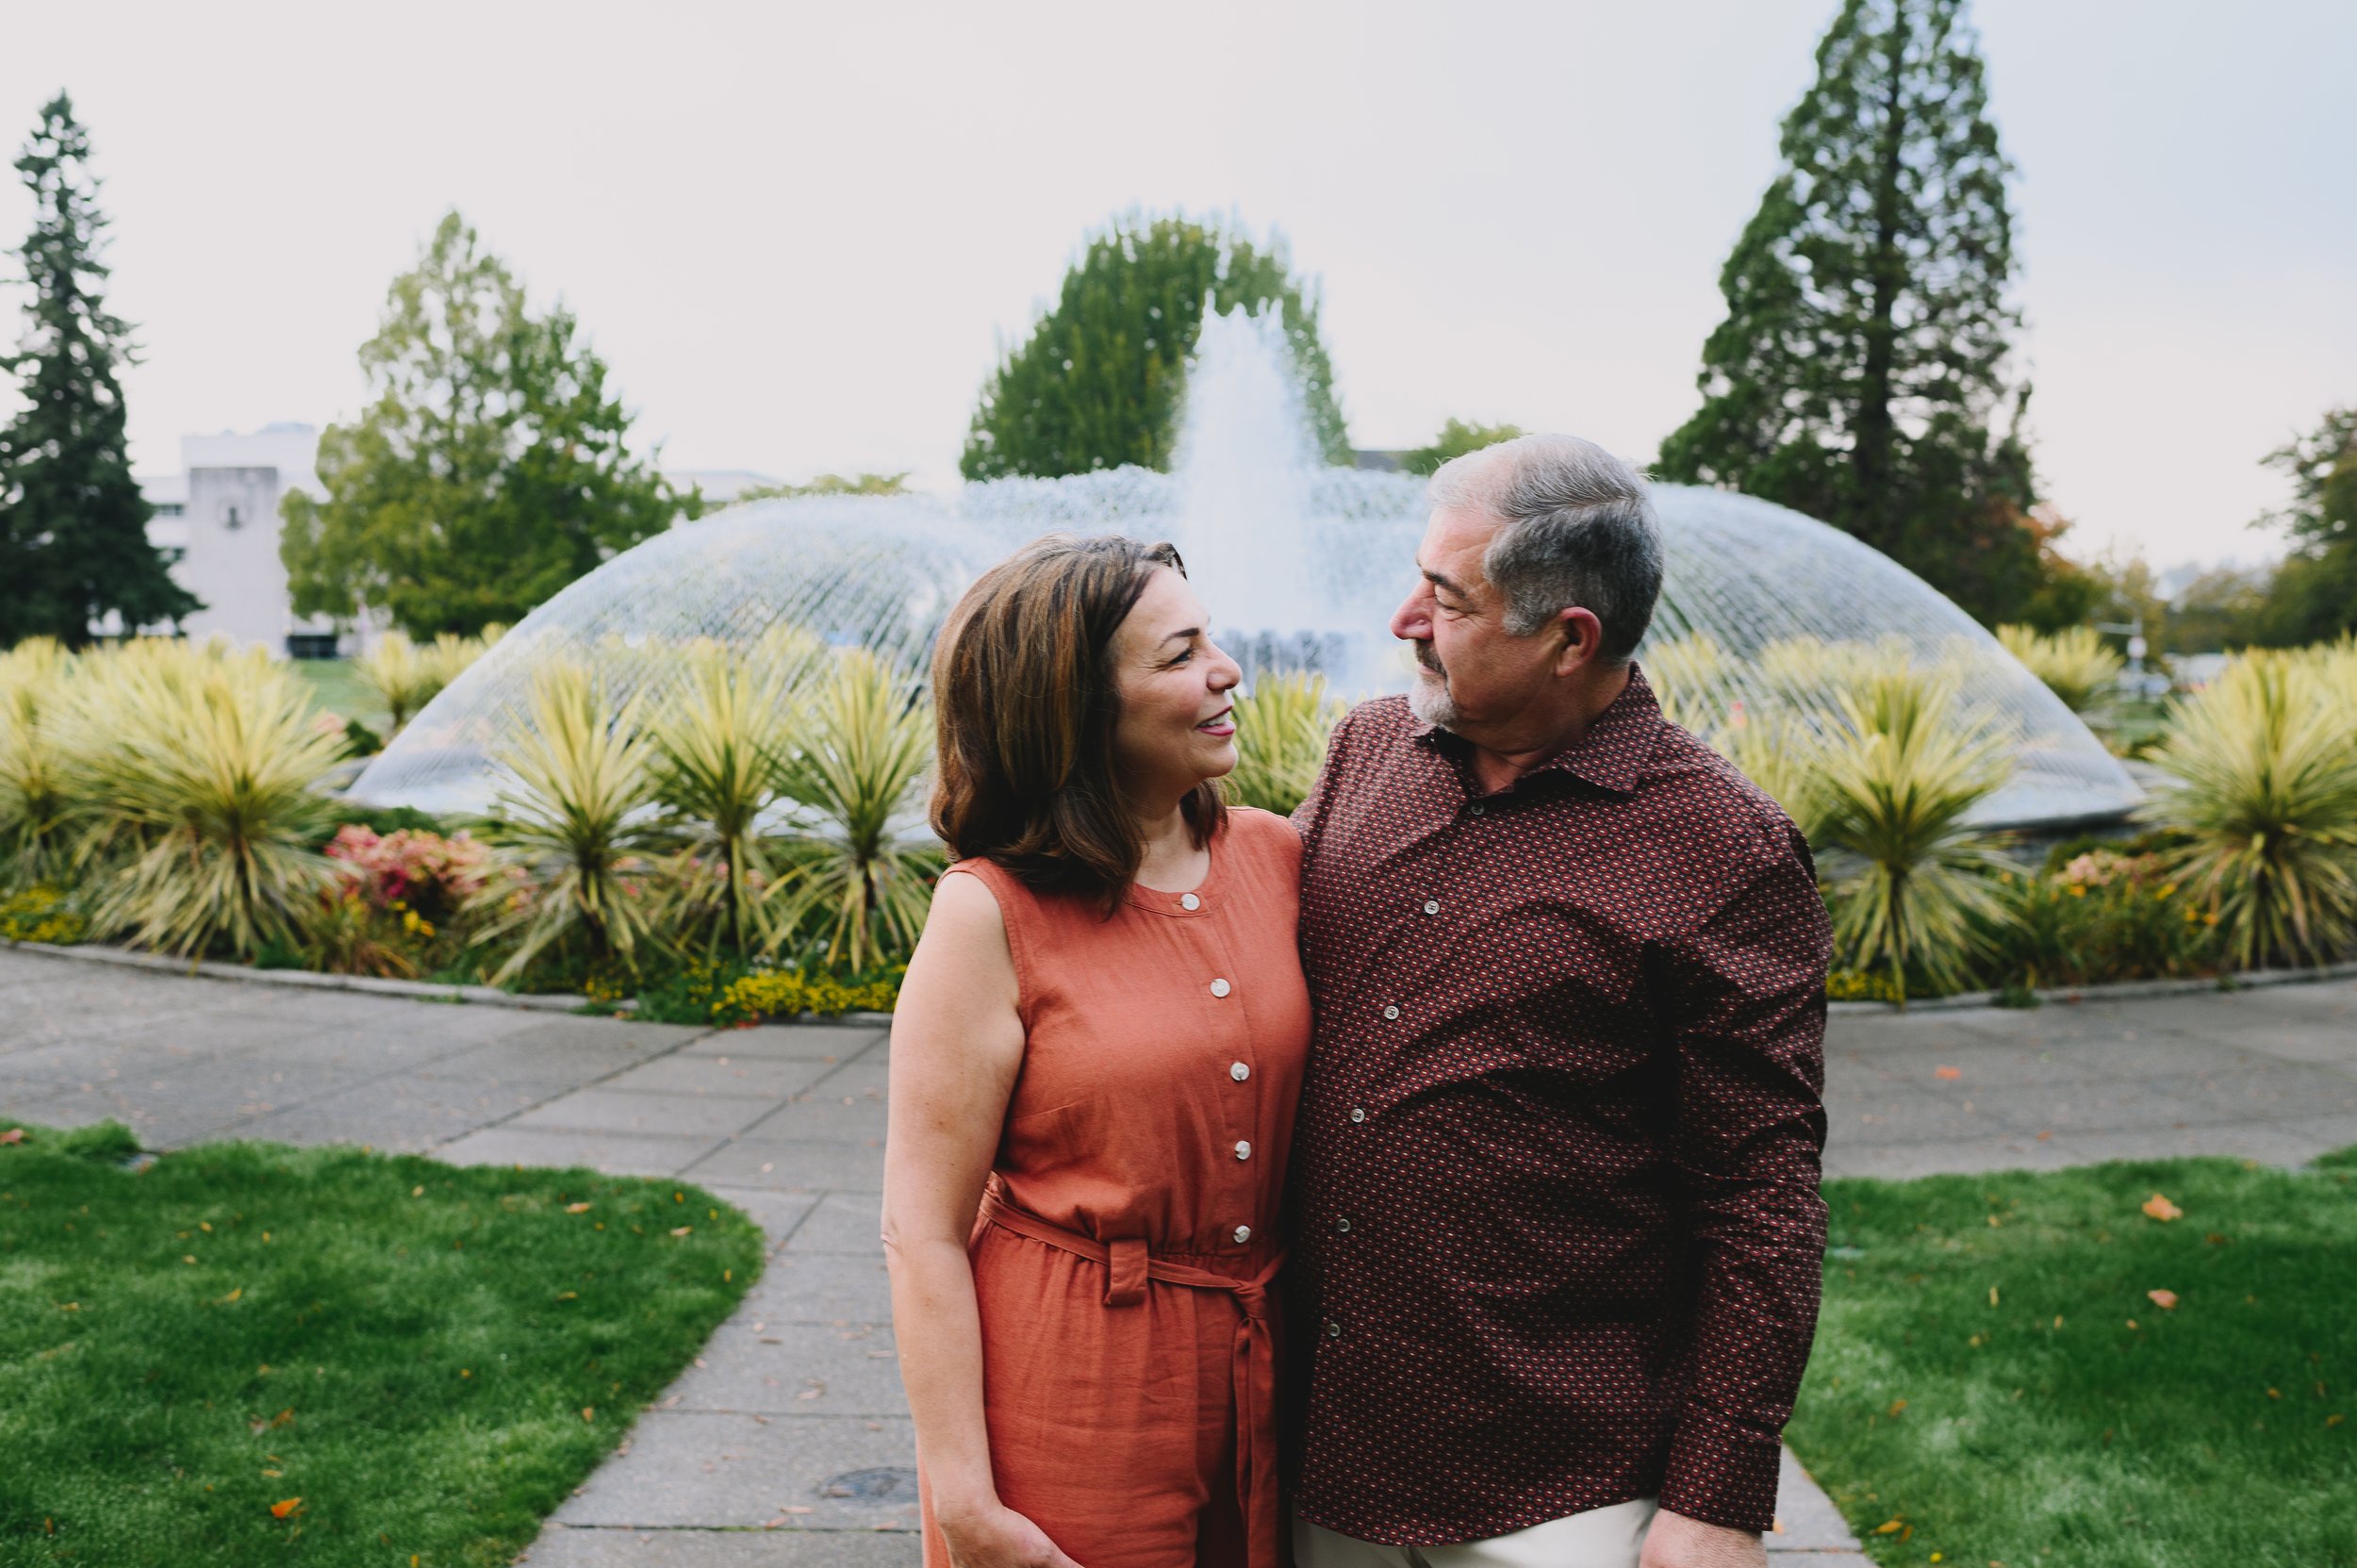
[4,938,894,1025]
[12,933,2348,1025]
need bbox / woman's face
[1110,566,1244,802]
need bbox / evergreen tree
[1656,0,2066,624]
[2255,404,2357,644]
[0,94,197,648]
[961,213,1348,480]
[281,211,695,639]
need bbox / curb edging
[1826,957,2357,1016]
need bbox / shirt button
[1210,978,1231,999]
[1335,1216,1352,1234]
[1324,1319,1342,1339]
[1229,1061,1250,1082]
[1469,802,1487,817]
[1179,892,1200,911]
[1381,1004,1400,1021]
[1348,1107,1366,1124]
[1234,1140,1252,1161]
[1233,1224,1252,1244]
[1423,899,1441,915]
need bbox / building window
[221,503,242,530]
[286,632,339,660]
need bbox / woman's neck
[1130,791,1209,893]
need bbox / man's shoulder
[1334,693,1415,748]
[1642,718,1808,866]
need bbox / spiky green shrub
[1814,668,2016,1001]
[0,637,75,886]
[57,639,344,959]
[1228,671,1344,815]
[772,651,941,971]
[1997,623,2124,716]
[1719,709,1834,845]
[648,641,801,958]
[469,664,662,984]
[1639,633,1730,734]
[354,631,451,734]
[2140,651,2357,968]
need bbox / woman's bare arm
[882,872,1079,1568]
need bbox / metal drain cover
[820,1466,919,1501]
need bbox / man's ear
[1554,607,1604,677]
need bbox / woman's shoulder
[1222,805,1304,870]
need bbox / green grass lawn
[1793,1147,2357,1568]
[0,1120,762,1566]
[288,657,390,733]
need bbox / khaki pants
[1294,1498,1660,1568]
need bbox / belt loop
[1104,1238,1147,1307]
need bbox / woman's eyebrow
[1160,625,1203,645]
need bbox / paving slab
[437,1126,728,1179]
[684,1138,886,1193]
[681,1024,887,1062]
[602,1053,844,1099]
[546,1411,920,1531]
[521,1526,919,1566]
[664,1320,904,1417]
[508,1087,785,1140]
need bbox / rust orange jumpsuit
[918,806,1310,1568]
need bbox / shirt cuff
[1656,1401,1784,1532]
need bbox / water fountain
[353,306,2141,828]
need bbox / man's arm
[1651,822,1832,1539]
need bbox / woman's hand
[940,1500,1088,1568]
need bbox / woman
[883,533,1310,1568]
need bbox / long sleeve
[1653,827,1831,1529]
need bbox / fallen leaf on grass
[2148,1289,2179,1311]
[581,1406,596,1421]
[220,1287,241,1304]
[1887,1398,1907,1417]
[2329,1414,2346,1428]
[669,1226,693,1237]
[1875,1517,1905,1535]
[0,1128,25,1144]
[1935,1066,1962,1081]
[2141,1194,2183,1222]
[566,1202,592,1213]
[269,1498,303,1519]
[410,1186,424,1197]
[2268,1387,2282,1399]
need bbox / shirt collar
[1409,663,1664,798]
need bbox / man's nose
[1391,589,1432,643]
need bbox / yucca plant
[354,631,451,734]
[1720,708,1834,845]
[1997,624,2125,716]
[648,641,802,958]
[1638,634,1730,734]
[771,651,942,972]
[1227,671,1345,815]
[469,663,663,985]
[0,638,75,886]
[2140,651,2357,969]
[57,639,344,959]
[1814,668,2016,1002]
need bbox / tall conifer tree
[1656,0,2062,624]
[0,94,197,647]
[961,213,1347,480]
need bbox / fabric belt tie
[981,1188,1285,1568]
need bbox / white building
[139,422,346,655]
[135,435,761,656]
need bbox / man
[1287,435,1832,1568]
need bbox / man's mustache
[1415,642,1445,677]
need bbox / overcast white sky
[4,0,2350,569]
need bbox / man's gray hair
[1427,434,1664,664]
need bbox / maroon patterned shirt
[1284,668,1830,1543]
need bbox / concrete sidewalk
[19,949,2355,1563]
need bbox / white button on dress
[1210,978,1231,999]
[1179,893,1200,911]
[1233,1140,1252,1161]
[1233,1224,1252,1244]
[1229,1061,1250,1082]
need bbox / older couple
[883,436,1833,1568]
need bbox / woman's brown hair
[931,533,1225,906]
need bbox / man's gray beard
[1407,666,1458,730]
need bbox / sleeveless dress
[917,806,1310,1568]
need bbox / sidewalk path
[23,950,2354,1561]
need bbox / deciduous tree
[281,211,693,639]
[961,213,1347,480]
